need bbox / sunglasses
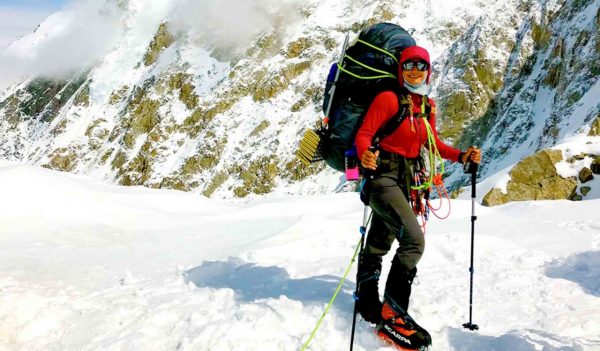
[402,61,429,71]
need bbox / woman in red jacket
[354,45,481,327]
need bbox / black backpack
[297,23,416,172]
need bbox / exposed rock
[119,147,155,186]
[450,187,465,199]
[100,149,114,165]
[85,119,107,137]
[579,167,594,183]
[482,149,578,206]
[438,90,474,140]
[1,96,22,126]
[438,46,505,145]
[591,156,600,174]
[322,36,337,51]
[158,177,188,191]
[507,149,562,182]
[245,33,280,61]
[550,38,564,59]
[532,21,552,50]
[349,4,395,32]
[291,85,321,113]
[143,22,175,66]
[285,37,313,58]
[74,85,90,107]
[570,193,583,201]
[482,188,506,206]
[14,79,69,123]
[249,120,270,137]
[183,100,236,137]
[203,171,229,197]
[233,156,280,197]
[166,73,199,110]
[581,186,591,196]
[252,61,311,102]
[109,86,129,105]
[574,30,591,50]
[122,91,161,148]
[588,114,600,136]
[372,2,394,22]
[179,82,199,110]
[111,151,127,170]
[427,20,466,45]
[542,62,561,88]
[567,91,583,106]
[281,158,324,182]
[181,150,220,174]
[50,119,68,137]
[44,147,79,172]
[566,153,588,163]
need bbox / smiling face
[401,61,429,86]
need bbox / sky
[0,0,124,89]
[0,0,69,49]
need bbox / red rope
[411,172,453,234]
[427,181,452,220]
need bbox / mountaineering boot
[356,252,383,324]
[384,256,417,312]
[376,300,432,351]
[377,256,430,350]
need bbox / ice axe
[462,160,479,331]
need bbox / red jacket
[355,91,461,162]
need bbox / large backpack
[296,23,416,172]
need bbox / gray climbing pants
[364,156,425,271]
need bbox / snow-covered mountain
[0,0,598,199]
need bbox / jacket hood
[398,45,432,85]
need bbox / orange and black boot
[376,300,431,350]
[376,258,431,350]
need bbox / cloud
[0,0,123,89]
[0,0,308,89]
[0,7,52,49]
[168,0,305,59]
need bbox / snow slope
[1,161,599,350]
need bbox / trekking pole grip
[463,161,478,197]
[470,162,478,198]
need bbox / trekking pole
[350,205,370,351]
[462,161,479,331]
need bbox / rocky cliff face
[437,0,599,190]
[0,0,598,200]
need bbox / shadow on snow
[184,257,354,307]
[448,328,584,351]
[544,251,600,297]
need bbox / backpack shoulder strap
[424,96,432,116]
[372,87,411,145]
[414,95,433,119]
